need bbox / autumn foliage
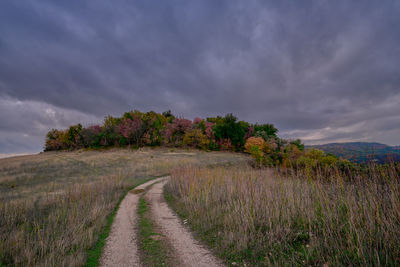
[244,137,265,153]
[44,110,280,154]
[44,109,357,169]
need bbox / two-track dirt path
[146,179,223,267]
[100,176,223,267]
[99,177,165,267]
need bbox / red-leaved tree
[118,117,144,146]
[163,118,192,146]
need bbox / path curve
[100,177,165,267]
[146,179,224,267]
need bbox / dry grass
[0,148,249,266]
[0,148,247,203]
[165,165,400,266]
[0,176,124,266]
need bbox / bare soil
[99,177,165,267]
[146,179,223,267]
[101,176,224,267]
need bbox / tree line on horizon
[45,109,356,169]
[45,109,279,152]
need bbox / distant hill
[308,142,400,163]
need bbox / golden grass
[0,176,124,266]
[0,148,249,266]
[166,165,400,266]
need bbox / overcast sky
[1,0,399,153]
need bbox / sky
[1,0,400,154]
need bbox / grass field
[165,165,400,266]
[0,148,249,266]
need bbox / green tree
[101,116,120,146]
[212,114,248,151]
[253,123,278,139]
[290,139,305,151]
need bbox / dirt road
[146,180,223,267]
[99,177,165,267]
[100,176,223,267]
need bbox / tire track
[99,177,165,267]
[145,178,223,267]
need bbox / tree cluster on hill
[45,109,360,169]
[45,110,278,153]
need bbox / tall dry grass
[0,176,124,266]
[0,148,249,266]
[166,164,400,266]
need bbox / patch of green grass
[138,197,170,266]
[85,177,156,267]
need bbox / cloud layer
[1,0,399,152]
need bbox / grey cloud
[0,97,100,152]
[0,0,400,153]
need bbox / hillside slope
[0,148,249,266]
[309,142,400,163]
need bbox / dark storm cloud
[0,0,400,153]
[0,97,99,153]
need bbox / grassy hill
[0,148,249,266]
[308,142,400,163]
[1,147,399,266]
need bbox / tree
[290,139,305,151]
[66,124,83,148]
[183,129,209,149]
[101,116,120,146]
[163,118,192,146]
[162,110,174,118]
[141,111,168,145]
[44,129,66,151]
[212,114,248,151]
[42,109,284,158]
[118,117,144,146]
[80,125,102,148]
[253,124,278,140]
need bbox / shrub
[250,146,264,166]
[183,129,209,150]
[286,144,302,158]
[263,138,278,154]
[244,137,265,153]
[295,149,340,169]
[216,138,234,151]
